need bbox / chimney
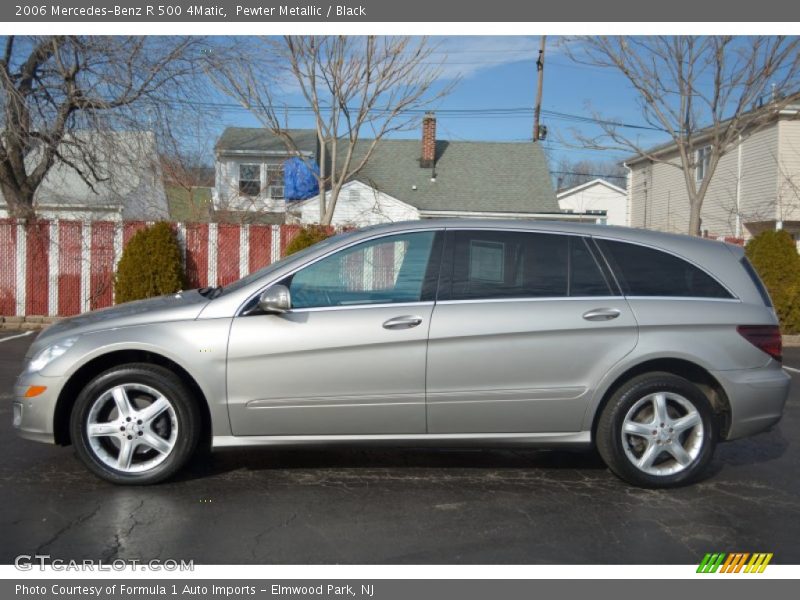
[420,112,436,168]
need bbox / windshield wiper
[198,286,223,299]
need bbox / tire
[70,363,201,485]
[596,372,717,488]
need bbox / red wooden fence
[0,219,305,317]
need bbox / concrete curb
[783,335,800,348]
[0,316,61,330]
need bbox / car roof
[344,219,741,258]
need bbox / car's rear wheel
[596,372,716,488]
[70,364,200,485]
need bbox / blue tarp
[284,157,319,201]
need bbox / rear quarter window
[595,239,733,299]
[740,256,773,307]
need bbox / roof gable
[557,178,627,198]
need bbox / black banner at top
[2,0,800,22]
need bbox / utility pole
[533,35,546,142]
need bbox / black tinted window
[740,257,772,307]
[442,231,610,300]
[570,237,613,296]
[596,239,732,298]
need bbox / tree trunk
[317,137,327,223]
[688,197,702,237]
[322,184,342,226]
[0,181,36,222]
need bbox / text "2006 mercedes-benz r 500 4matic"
[12,220,790,487]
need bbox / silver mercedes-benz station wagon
[12,220,789,487]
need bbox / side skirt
[211,431,592,449]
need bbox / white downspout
[623,162,632,227]
[735,134,743,238]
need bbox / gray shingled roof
[216,127,318,155]
[351,139,556,213]
[216,127,557,213]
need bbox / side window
[266,163,284,199]
[570,237,613,296]
[238,163,261,196]
[285,232,437,309]
[695,145,711,183]
[595,239,732,298]
[442,231,611,301]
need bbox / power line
[169,99,667,132]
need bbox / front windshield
[214,230,358,297]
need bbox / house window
[695,146,711,183]
[266,163,284,199]
[239,164,261,196]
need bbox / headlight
[26,337,78,373]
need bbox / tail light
[737,325,782,362]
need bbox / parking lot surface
[1,330,798,564]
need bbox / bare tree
[211,36,452,225]
[0,35,206,221]
[566,36,800,236]
[552,156,627,190]
[158,118,217,223]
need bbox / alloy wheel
[620,391,704,477]
[85,383,178,473]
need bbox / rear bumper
[12,372,61,445]
[712,364,790,440]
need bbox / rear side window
[440,231,611,300]
[740,257,773,307]
[595,239,732,299]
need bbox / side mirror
[258,284,291,314]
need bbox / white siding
[290,181,419,227]
[739,125,780,229]
[557,180,628,226]
[694,140,740,236]
[630,157,691,234]
[0,206,123,221]
[777,118,800,223]
[628,123,782,238]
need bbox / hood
[30,290,210,356]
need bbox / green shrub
[284,225,334,256]
[114,222,185,304]
[745,229,800,333]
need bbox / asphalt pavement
[1,330,798,564]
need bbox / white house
[290,180,419,226]
[213,128,317,224]
[627,104,800,239]
[0,131,169,222]
[557,178,628,227]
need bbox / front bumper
[713,363,790,440]
[12,372,62,445]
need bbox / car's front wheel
[596,372,717,488]
[70,363,200,485]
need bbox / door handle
[382,315,423,330]
[582,308,621,321]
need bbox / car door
[226,230,443,436]
[426,229,638,434]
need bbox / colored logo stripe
[745,553,773,573]
[697,553,726,573]
[697,553,773,573]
